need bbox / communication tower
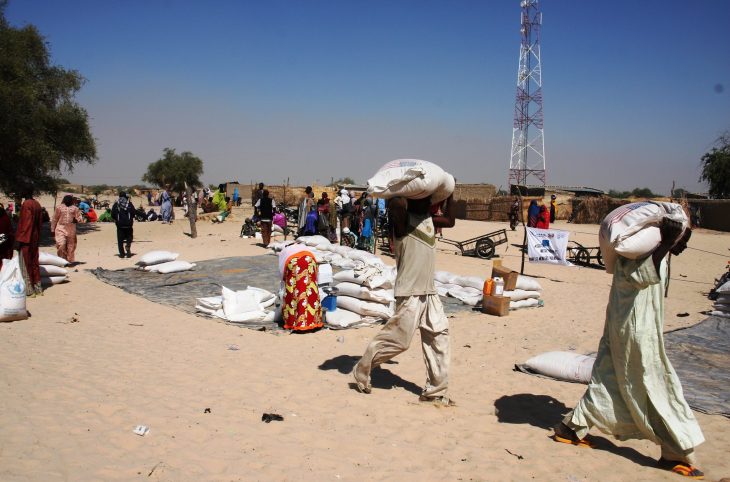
[508,0,546,189]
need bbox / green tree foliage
[332,177,356,186]
[700,131,730,199]
[142,148,204,192]
[607,187,660,199]
[0,3,96,196]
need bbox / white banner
[526,228,573,266]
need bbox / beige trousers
[353,294,450,399]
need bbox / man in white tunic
[554,220,705,479]
[353,195,455,405]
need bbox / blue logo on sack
[8,282,24,295]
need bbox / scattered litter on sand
[261,413,284,423]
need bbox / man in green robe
[554,219,705,479]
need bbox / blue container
[322,295,337,312]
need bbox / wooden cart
[437,229,508,259]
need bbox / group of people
[525,195,557,229]
[1,181,708,478]
[293,186,381,248]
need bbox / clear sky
[7,0,730,194]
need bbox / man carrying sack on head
[554,217,705,479]
[353,193,455,406]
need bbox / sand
[1,194,728,481]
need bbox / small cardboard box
[491,265,518,291]
[482,295,510,316]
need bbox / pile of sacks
[433,271,543,310]
[328,267,396,328]
[268,235,388,271]
[39,252,70,286]
[135,250,196,273]
[710,280,730,318]
[270,235,397,329]
[196,286,279,324]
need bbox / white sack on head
[367,159,455,203]
[137,250,179,266]
[523,351,595,384]
[336,295,394,319]
[39,265,68,277]
[599,201,688,274]
[39,251,70,267]
[0,253,28,322]
[515,275,543,292]
[334,282,395,304]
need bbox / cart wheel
[596,249,604,267]
[475,238,496,259]
[575,248,591,266]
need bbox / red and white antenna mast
[508,0,546,190]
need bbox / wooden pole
[519,190,527,275]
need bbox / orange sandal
[552,423,596,449]
[552,433,595,449]
[657,458,704,479]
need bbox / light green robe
[565,255,704,455]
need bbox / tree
[607,187,659,199]
[142,148,204,238]
[0,3,96,197]
[332,177,356,186]
[700,131,730,199]
[142,148,203,192]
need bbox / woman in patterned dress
[280,245,323,332]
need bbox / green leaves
[699,132,730,199]
[142,148,204,192]
[0,8,96,196]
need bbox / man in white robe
[554,221,705,479]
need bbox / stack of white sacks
[39,252,70,286]
[433,271,543,309]
[135,250,196,273]
[196,286,279,324]
[711,280,730,318]
[268,235,396,328]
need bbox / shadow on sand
[319,354,421,395]
[494,393,657,469]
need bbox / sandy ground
[1,194,729,481]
